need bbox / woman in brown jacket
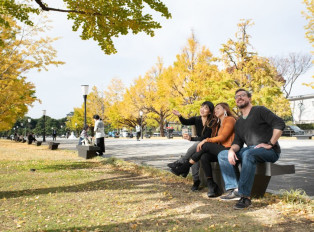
[171,103,236,197]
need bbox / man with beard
[217,89,285,210]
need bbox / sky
[26,0,314,119]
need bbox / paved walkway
[51,137,314,197]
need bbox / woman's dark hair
[83,125,89,130]
[201,101,214,113]
[93,114,100,120]
[200,101,216,135]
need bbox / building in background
[288,94,314,124]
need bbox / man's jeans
[218,146,280,197]
[179,141,200,182]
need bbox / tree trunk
[160,120,165,137]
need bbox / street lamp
[13,127,15,140]
[139,111,143,139]
[21,122,26,137]
[81,85,89,127]
[43,110,46,142]
[28,118,31,135]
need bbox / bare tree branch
[269,52,312,98]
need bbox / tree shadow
[37,196,284,232]
[1,163,311,231]
[0,172,171,200]
[32,161,102,171]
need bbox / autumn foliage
[0,0,171,54]
[302,0,314,88]
[0,17,63,130]
[68,20,291,134]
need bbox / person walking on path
[171,103,236,198]
[168,101,215,191]
[93,115,105,156]
[218,89,285,210]
[52,128,57,141]
[136,124,141,141]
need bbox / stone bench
[295,135,312,140]
[27,140,39,145]
[200,161,295,198]
[48,142,60,150]
[76,145,100,159]
[35,141,42,146]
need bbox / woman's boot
[167,160,182,169]
[170,160,191,178]
[191,180,201,191]
[207,178,222,198]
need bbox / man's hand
[182,133,191,141]
[254,143,272,149]
[196,140,206,152]
[228,149,238,166]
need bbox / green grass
[0,140,313,232]
[281,189,312,204]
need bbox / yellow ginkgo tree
[302,0,314,89]
[0,17,63,131]
[159,32,219,118]
[133,59,172,136]
[218,19,291,118]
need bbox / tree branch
[34,0,101,15]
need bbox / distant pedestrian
[93,115,105,156]
[27,133,37,144]
[136,124,141,141]
[78,125,91,145]
[19,134,24,142]
[52,128,57,141]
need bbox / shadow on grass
[0,172,164,199]
[1,166,312,231]
[41,216,220,232]
[36,200,281,232]
[34,161,102,172]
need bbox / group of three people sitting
[168,88,285,210]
